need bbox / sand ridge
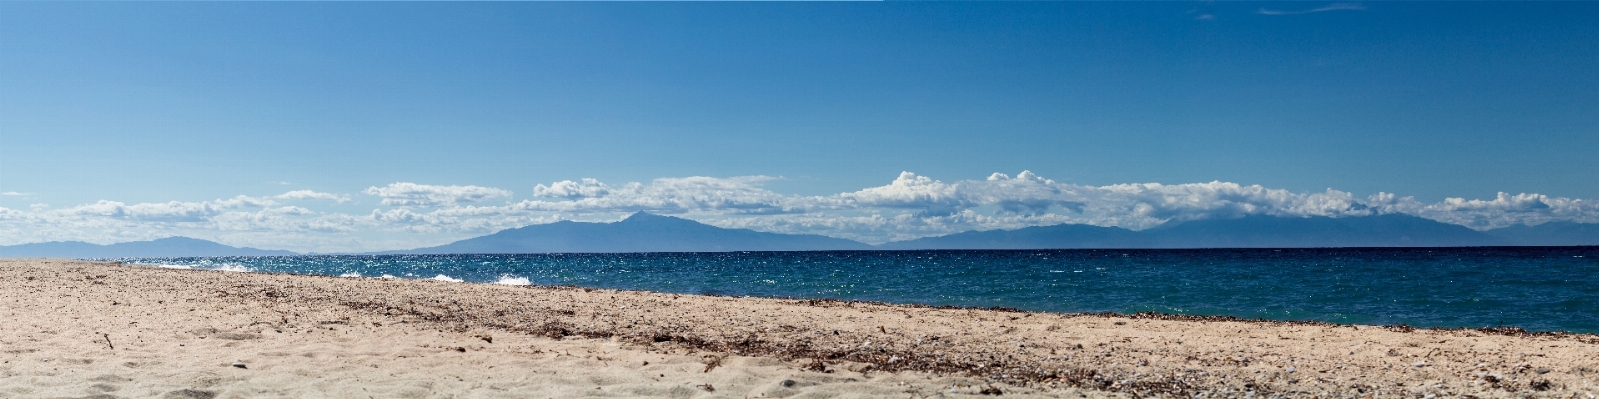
[2,259,1596,398]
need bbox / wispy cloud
[1259,3,1366,16]
[275,190,351,203]
[363,183,511,207]
[1,191,32,196]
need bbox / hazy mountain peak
[0,237,295,258]
[621,212,681,223]
[391,213,870,254]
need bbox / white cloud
[1,191,31,196]
[61,196,276,222]
[533,178,612,199]
[436,171,1595,242]
[333,173,1263,242]
[1079,182,1372,229]
[0,195,369,251]
[3,171,1597,250]
[208,207,361,233]
[518,176,791,214]
[1366,192,1599,230]
[275,190,351,203]
[830,172,966,214]
[363,183,511,207]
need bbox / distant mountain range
[880,214,1509,249]
[384,212,872,254]
[3,213,1595,258]
[0,237,294,258]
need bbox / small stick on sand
[703,355,725,373]
[100,332,114,350]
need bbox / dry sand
[1,259,1596,399]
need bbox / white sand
[2,259,1595,398]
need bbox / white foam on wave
[132,261,549,288]
[211,264,252,273]
[494,275,532,285]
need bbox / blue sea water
[122,247,1599,333]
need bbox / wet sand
[2,259,1596,398]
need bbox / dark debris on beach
[100,264,1599,398]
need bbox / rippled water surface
[123,247,1599,333]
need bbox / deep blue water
[121,247,1599,333]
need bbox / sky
[1,1,1596,252]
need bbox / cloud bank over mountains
[2,172,1595,252]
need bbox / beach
[2,259,1595,398]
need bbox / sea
[119,247,1599,334]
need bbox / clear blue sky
[2,2,1596,251]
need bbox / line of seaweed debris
[104,263,1593,398]
[122,260,1599,342]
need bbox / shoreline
[98,246,1599,336]
[3,258,1596,398]
[117,257,1599,336]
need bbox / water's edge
[110,247,1599,333]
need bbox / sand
[1,259,1595,399]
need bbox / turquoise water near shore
[122,247,1599,333]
